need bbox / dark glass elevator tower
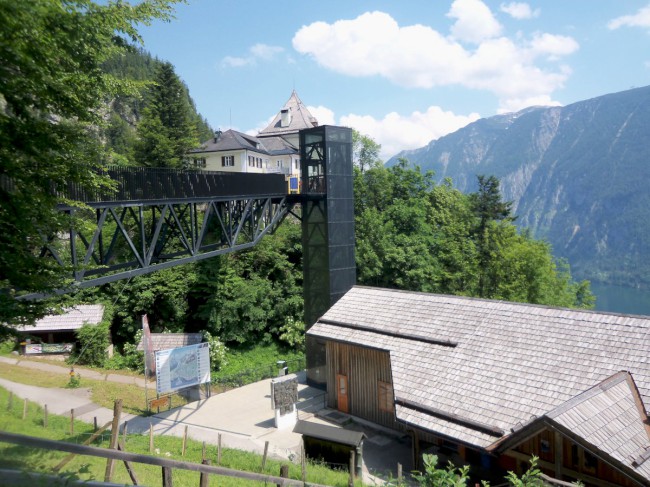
[299,125,356,386]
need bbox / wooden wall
[509,428,642,487]
[325,341,399,430]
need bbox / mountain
[388,86,650,287]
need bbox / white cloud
[222,43,284,67]
[528,33,579,57]
[245,103,479,159]
[292,10,578,113]
[448,0,502,43]
[340,106,481,160]
[249,44,284,60]
[608,5,650,30]
[307,105,336,126]
[500,2,540,20]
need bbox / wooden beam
[104,399,123,482]
[554,430,562,479]
[0,431,329,487]
[53,420,113,472]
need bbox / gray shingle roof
[18,305,105,332]
[547,371,650,480]
[189,129,267,154]
[136,333,203,352]
[307,286,650,458]
[258,90,318,137]
[189,129,297,157]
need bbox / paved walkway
[0,355,150,388]
[0,357,412,484]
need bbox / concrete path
[0,355,150,388]
[0,358,412,484]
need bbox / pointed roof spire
[258,90,318,137]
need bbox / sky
[137,0,650,159]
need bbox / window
[193,157,206,168]
[248,155,254,167]
[378,380,394,413]
[221,155,234,167]
[257,157,262,168]
[584,451,598,473]
[294,159,299,169]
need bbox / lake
[591,282,650,316]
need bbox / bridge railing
[1,167,288,205]
[58,167,288,204]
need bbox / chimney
[213,129,222,143]
[280,109,291,128]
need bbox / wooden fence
[0,431,332,487]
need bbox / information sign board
[155,342,210,395]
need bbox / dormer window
[280,108,291,128]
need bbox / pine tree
[136,62,198,167]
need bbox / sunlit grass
[0,386,360,486]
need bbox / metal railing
[57,167,288,204]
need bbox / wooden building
[307,286,650,486]
[17,304,105,355]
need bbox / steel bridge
[36,167,299,294]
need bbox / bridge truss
[27,168,298,297]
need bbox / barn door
[336,374,349,413]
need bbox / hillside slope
[389,86,650,286]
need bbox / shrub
[202,331,227,371]
[70,321,111,367]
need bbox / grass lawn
[0,386,360,487]
[0,362,154,415]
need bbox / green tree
[188,220,303,345]
[469,175,515,298]
[136,62,198,167]
[0,0,180,325]
[352,129,382,172]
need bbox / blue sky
[138,0,650,159]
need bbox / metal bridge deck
[23,168,298,297]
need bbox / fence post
[348,449,355,487]
[397,462,402,483]
[301,439,307,482]
[22,399,27,420]
[44,404,48,428]
[162,466,173,487]
[104,399,123,483]
[182,425,188,456]
[199,458,211,487]
[277,464,289,487]
[217,433,222,465]
[70,408,74,435]
[149,423,154,453]
[261,441,269,472]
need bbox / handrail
[0,431,330,487]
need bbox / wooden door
[336,374,349,413]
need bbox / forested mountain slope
[389,86,650,287]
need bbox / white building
[188,91,318,179]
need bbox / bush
[202,331,227,371]
[69,321,111,368]
[278,316,305,351]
